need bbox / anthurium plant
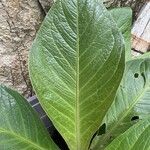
[0,0,150,150]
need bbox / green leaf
[91,58,150,149]
[138,52,150,59]
[110,8,132,61]
[105,118,150,150]
[29,0,125,149]
[0,85,58,150]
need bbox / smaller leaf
[90,58,150,149]
[138,52,150,59]
[110,7,132,60]
[0,85,58,150]
[105,118,150,150]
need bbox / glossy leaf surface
[110,7,132,60]
[29,0,125,149]
[105,118,150,150]
[0,85,58,150]
[91,58,150,149]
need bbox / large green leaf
[91,58,150,149]
[105,118,150,150]
[29,0,125,149]
[0,85,58,150]
[110,8,132,60]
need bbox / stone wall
[0,0,49,97]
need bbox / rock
[0,0,46,97]
[38,0,53,13]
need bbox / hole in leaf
[134,73,139,78]
[131,116,139,121]
[110,136,114,140]
[89,130,98,149]
[88,123,106,149]
[141,72,146,86]
[97,123,106,136]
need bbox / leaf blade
[105,118,150,150]
[29,0,125,149]
[91,58,150,149]
[110,7,132,60]
[0,85,58,150]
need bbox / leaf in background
[138,52,150,59]
[91,58,150,149]
[105,118,150,150]
[110,8,132,61]
[29,0,125,149]
[0,85,58,150]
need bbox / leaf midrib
[76,0,80,149]
[0,128,47,150]
[102,83,150,145]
